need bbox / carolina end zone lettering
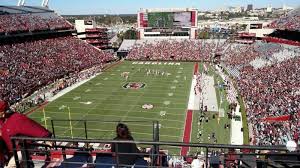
[132,62,181,66]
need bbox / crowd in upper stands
[220,41,300,145]
[0,13,73,34]
[127,40,227,61]
[237,56,300,145]
[267,8,300,32]
[0,36,114,104]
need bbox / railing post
[205,147,209,168]
[62,147,67,168]
[84,121,88,139]
[84,121,89,148]
[115,143,119,168]
[51,120,57,149]
[264,153,268,168]
[152,121,159,166]
[51,120,55,138]
[20,139,30,168]
[11,138,20,168]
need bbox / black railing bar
[24,158,300,165]
[225,153,300,156]
[11,136,291,151]
[22,158,300,168]
[30,160,150,168]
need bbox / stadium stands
[0,36,114,104]
[222,42,299,67]
[223,44,259,66]
[219,41,300,146]
[127,39,228,61]
[0,13,73,34]
[267,7,300,32]
[237,57,300,145]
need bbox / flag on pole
[68,107,74,138]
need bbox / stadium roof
[0,6,54,14]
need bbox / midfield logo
[122,82,146,89]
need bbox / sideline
[25,101,48,116]
[180,63,198,156]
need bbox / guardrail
[10,136,299,168]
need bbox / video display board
[173,12,192,27]
[147,12,192,28]
[148,12,174,28]
[250,24,263,29]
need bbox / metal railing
[10,136,300,168]
[49,120,159,141]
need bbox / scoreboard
[147,12,193,28]
[139,10,197,29]
[137,8,198,39]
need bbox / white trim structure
[17,0,25,6]
[230,105,244,145]
[41,0,50,7]
[187,75,200,110]
[215,65,244,145]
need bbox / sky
[1,0,299,14]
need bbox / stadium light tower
[17,0,25,6]
[42,0,50,7]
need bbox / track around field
[180,63,198,156]
[180,109,193,156]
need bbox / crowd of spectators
[223,44,256,66]
[12,65,104,113]
[127,40,227,61]
[222,42,300,68]
[0,36,114,105]
[267,8,300,32]
[237,57,300,145]
[216,41,300,146]
[0,13,73,34]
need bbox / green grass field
[30,61,193,141]
[29,61,231,154]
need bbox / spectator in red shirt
[0,100,52,151]
[0,100,52,166]
[0,101,9,167]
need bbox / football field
[29,61,231,154]
[30,61,194,142]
